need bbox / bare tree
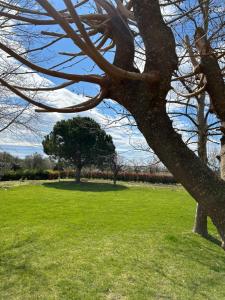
[0,1,225,248]
[166,3,223,238]
[0,0,42,134]
[109,153,123,185]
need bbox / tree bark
[75,166,82,183]
[193,94,208,236]
[113,174,117,185]
[193,204,208,237]
[112,82,225,245]
[220,129,225,180]
[132,104,225,247]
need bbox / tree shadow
[165,233,225,269]
[42,181,128,192]
[0,233,48,289]
[204,233,222,247]
[134,233,225,299]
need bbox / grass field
[0,181,225,300]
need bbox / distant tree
[0,0,43,135]
[42,117,115,183]
[0,152,22,174]
[23,153,52,170]
[109,153,124,185]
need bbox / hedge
[83,171,177,184]
[0,170,176,184]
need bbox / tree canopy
[42,116,115,182]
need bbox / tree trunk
[209,207,225,250]
[112,1,225,248]
[75,166,82,183]
[113,170,118,185]
[129,102,225,247]
[220,130,225,180]
[193,94,208,237]
[193,204,208,237]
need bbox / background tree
[0,0,43,134]
[109,153,124,185]
[0,1,225,248]
[42,117,115,183]
[23,153,53,170]
[0,152,22,175]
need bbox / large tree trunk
[110,0,225,248]
[129,100,225,248]
[193,94,208,237]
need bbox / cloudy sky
[0,83,151,162]
[0,1,219,163]
[0,62,151,162]
[0,2,157,163]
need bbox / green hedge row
[0,170,74,181]
[0,170,176,184]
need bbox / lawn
[0,181,225,300]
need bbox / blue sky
[0,1,154,163]
[0,1,221,162]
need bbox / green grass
[0,181,225,300]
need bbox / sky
[0,87,151,162]
[0,1,156,163]
[0,0,221,162]
[0,50,151,162]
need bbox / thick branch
[0,78,106,113]
[195,27,225,121]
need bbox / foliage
[0,151,53,173]
[0,152,22,173]
[42,117,115,181]
[23,153,53,170]
[0,170,49,181]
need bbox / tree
[23,153,53,170]
[169,35,221,238]
[42,117,115,183]
[0,152,22,175]
[0,1,225,248]
[0,0,41,134]
[109,153,124,185]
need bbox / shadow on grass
[43,181,128,192]
[164,233,225,268]
[204,233,222,247]
[135,233,225,298]
[0,233,48,288]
